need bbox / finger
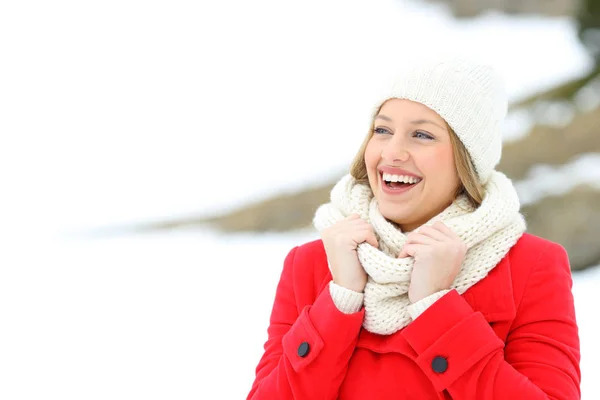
[404,232,437,245]
[363,231,379,248]
[351,227,378,247]
[346,213,360,220]
[432,221,459,239]
[346,226,376,238]
[398,243,423,258]
[346,217,371,226]
[340,218,371,229]
[416,225,447,241]
[344,221,377,237]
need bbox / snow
[0,230,316,399]
[1,0,599,398]
[574,75,600,112]
[0,231,597,399]
[516,153,600,205]
[503,109,536,142]
[572,264,600,399]
[0,0,593,237]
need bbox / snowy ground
[0,231,597,399]
[1,0,598,398]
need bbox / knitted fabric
[377,55,507,185]
[313,171,526,335]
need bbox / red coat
[247,233,581,399]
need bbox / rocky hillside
[135,69,600,272]
[423,0,579,18]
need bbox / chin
[379,206,410,226]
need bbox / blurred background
[1,0,599,398]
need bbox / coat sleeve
[247,246,365,400]
[401,242,581,399]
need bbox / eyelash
[374,127,434,140]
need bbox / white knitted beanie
[377,55,508,184]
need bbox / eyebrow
[375,114,446,130]
[374,114,393,122]
[411,119,446,130]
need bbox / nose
[381,134,410,162]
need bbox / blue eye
[414,131,434,140]
[374,127,391,135]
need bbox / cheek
[422,148,458,182]
[363,140,381,189]
[364,140,379,169]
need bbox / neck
[395,200,455,233]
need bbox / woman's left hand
[397,221,467,303]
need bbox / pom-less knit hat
[376,55,508,185]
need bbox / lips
[379,171,421,195]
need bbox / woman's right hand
[321,214,378,293]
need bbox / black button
[432,356,448,373]
[297,342,310,358]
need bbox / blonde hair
[349,102,486,207]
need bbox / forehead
[377,98,444,122]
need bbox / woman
[246,55,581,399]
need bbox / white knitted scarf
[313,170,526,335]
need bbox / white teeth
[382,172,421,184]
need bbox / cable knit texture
[313,171,526,335]
[375,55,507,184]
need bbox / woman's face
[364,98,461,232]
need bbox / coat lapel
[461,254,516,324]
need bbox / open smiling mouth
[380,172,422,194]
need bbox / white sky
[0,0,593,238]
